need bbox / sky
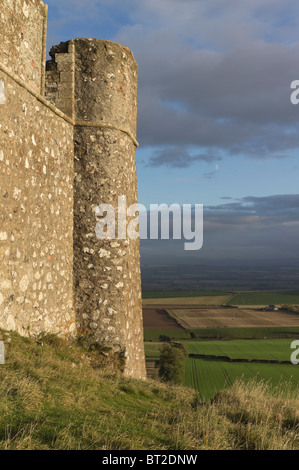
[45,0,299,266]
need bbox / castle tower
[46,39,146,379]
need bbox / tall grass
[0,330,298,450]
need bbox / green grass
[144,327,299,342]
[228,292,299,306]
[142,290,232,299]
[183,339,294,361]
[189,326,299,340]
[184,358,299,402]
[0,330,298,449]
[146,338,299,402]
[144,329,191,342]
[144,342,165,358]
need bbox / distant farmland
[142,290,299,306]
[189,326,299,340]
[166,307,299,329]
[143,308,183,329]
[144,339,299,401]
[144,338,297,361]
[142,290,232,299]
[144,326,299,342]
[143,290,299,401]
[144,329,191,342]
[143,295,232,306]
[184,339,294,361]
[228,291,299,306]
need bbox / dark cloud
[133,41,299,158]
[114,1,299,164]
[46,0,299,166]
[147,146,222,168]
[206,194,299,220]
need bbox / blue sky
[45,0,299,266]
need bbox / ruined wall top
[0,0,47,94]
[46,39,138,139]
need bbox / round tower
[71,39,145,379]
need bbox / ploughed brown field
[143,308,183,329]
[167,307,299,329]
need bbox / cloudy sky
[46,0,299,266]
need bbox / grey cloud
[207,194,299,219]
[114,1,299,163]
[147,146,222,168]
[133,42,299,155]
[46,0,299,165]
[140,193,299,265]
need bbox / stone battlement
[0,0,146,379]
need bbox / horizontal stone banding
[0,61,139,148]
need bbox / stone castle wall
[0,1,146,379]
[0,68,75,337]
[0,0,48,94]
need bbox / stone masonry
[0,0,146,379]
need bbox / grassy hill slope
[0,330,298,450]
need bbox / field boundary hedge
[189,353,292,365]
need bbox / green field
[144,342,165,358]
[144,335,299,402]
[143,290,299,305]
[191,326,299,340]
[144,338,298,361]
[144,295,231,305]
[144,296,299,402]
[143,289,299,311]
[184,358,299,401]
[142,290,232,299]
[144,326,299,342]
[228,292,299,306]
[184,339,294,361]
[144,329,191,342]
